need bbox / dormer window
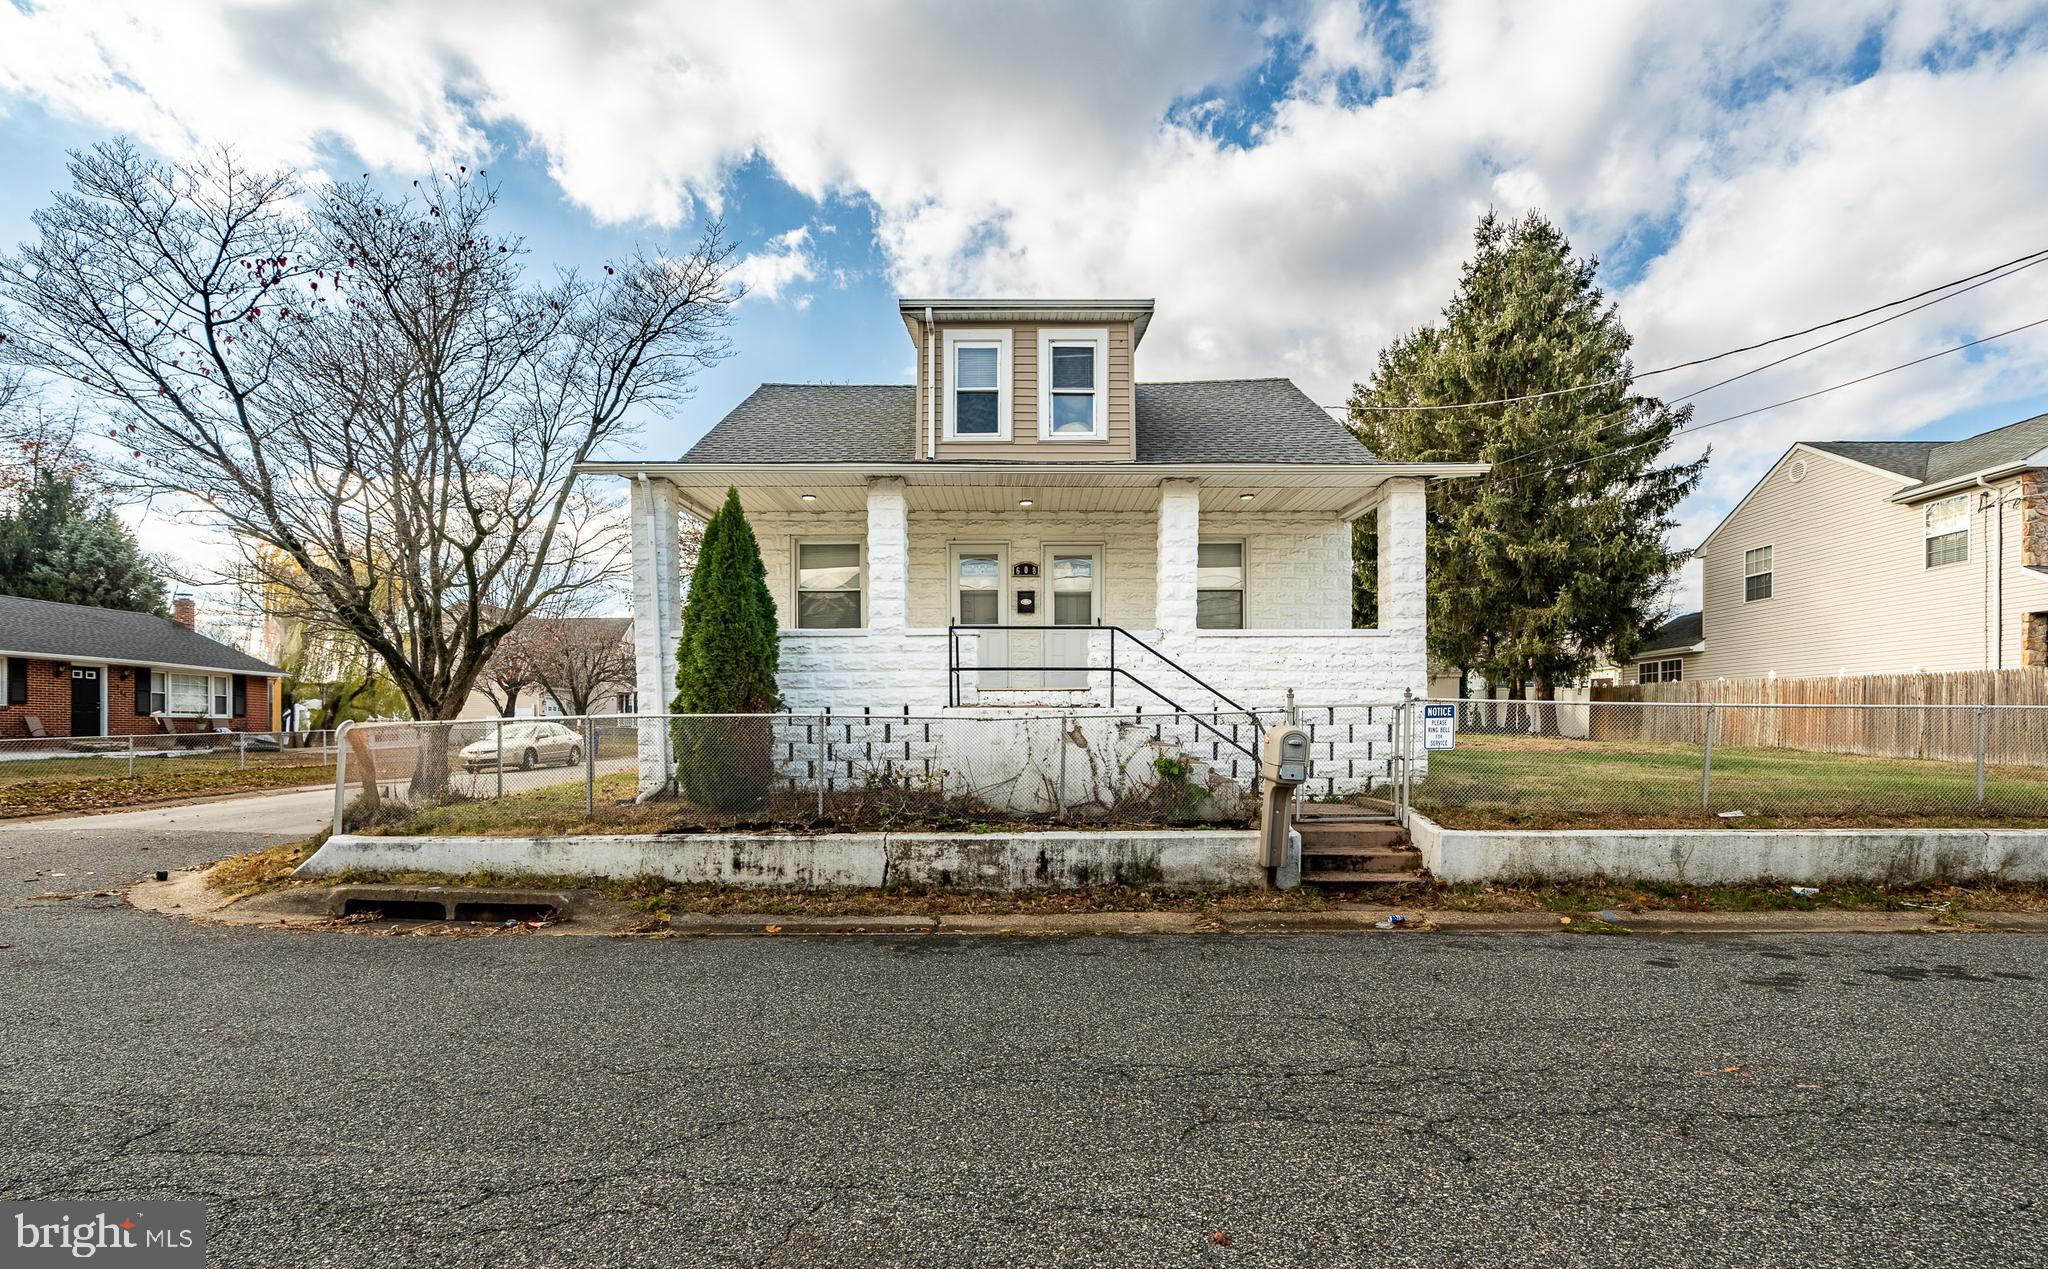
[1039,328,1109,441]
[943,329,1011,441]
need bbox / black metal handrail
[945,623,1263,761]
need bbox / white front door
[1044,547,1100,690]
[952,546,1008,690]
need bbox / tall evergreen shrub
[670,488,781,808]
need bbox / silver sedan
[460,721,584,772]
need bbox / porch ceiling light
[1017,498,1034,507]
[1238,493,1255,501]
[800,493,817,502]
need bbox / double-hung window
[795,542,863,629]
[943,329,1011,440]
[155,670,213,715]
[1743,546,1773,602]
[1037,328,1109,441]
[1636,658,1683,684]
[1196,541,1245,629]
[1924,494,1969,567]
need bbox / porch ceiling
[582,460,1484,520]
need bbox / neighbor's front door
[69,666,102,737]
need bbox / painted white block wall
[627,475,1436,794]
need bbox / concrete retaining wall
[297,829,1261,890]
[1409,812,2048,885]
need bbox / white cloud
[6,0,2048,552]
[731,226,819,303]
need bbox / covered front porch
[603,460,1443,721]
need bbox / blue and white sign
[1423,703,1456,750]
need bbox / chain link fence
[0,729,338,784]
[327,698,2048,834]
[1412,698,2048,822]
[331,706,1414,833]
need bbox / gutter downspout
[1979,476,2002,669]
[924,305,936,461]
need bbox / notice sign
[1423,703,1456,750]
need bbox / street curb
[669,913,940,935]
[655,907,2048,937]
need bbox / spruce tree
[1350,210,1702,706]
[670,487,780,808]
[0,473,168,614]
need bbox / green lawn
[1416,733,2048,828]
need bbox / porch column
[1155,477,1200,634]
[867,476,909,631]
[629,476,683,794]
[1375,477,1429,690]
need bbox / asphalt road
[0,797,2044,1267]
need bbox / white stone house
[584,298,1483,802]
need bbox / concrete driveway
[0,807,2044,1266]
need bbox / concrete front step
[1297,799,1398,820]
[1296,823,1409,849]
[1303,848,1422,870]
[1299,869,1428,886]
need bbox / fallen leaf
[1210,1231,1231,1247]
[764,924,783,934]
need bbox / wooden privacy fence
[1590,669,2048,763]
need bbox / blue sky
[3,0,2048,609]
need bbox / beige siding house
[1690,413,2048,681]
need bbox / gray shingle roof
[677,379,1379,465]
[1639,611,1703,656]
[1804,441,1936,480]
[1135,380,1377,463]
[682,384,916,463]
[0,595,280,675]
[1910,410,2048,490]
[1805,412,2048,496]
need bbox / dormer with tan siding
[900,299,1151,462]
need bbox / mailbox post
[1258,724,1311,890]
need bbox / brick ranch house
[0,594,283,739]
[582,298,1484,799]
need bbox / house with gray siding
[1688,412,2048,682]
[582,297,1485,796]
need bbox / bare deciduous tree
[0,140,738,739]
[476,619,548,718]
[532,616,636,717]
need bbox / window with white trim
[1196,541,1245,629]
[1037,328,1109,440]
[942,329,1011,440]
[795,542,863,629]
[1744,545,1773,602]
[1636,658,1683,684]
[151,671,229,715]
[1924,494,1969,567]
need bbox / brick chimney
[171,593,196,631]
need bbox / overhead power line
[1338,244,2048,415]
[1511,312,2048,483]
[1493,252,2048,472]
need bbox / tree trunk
[1534,670,1560,737]
[345,725,380,827]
